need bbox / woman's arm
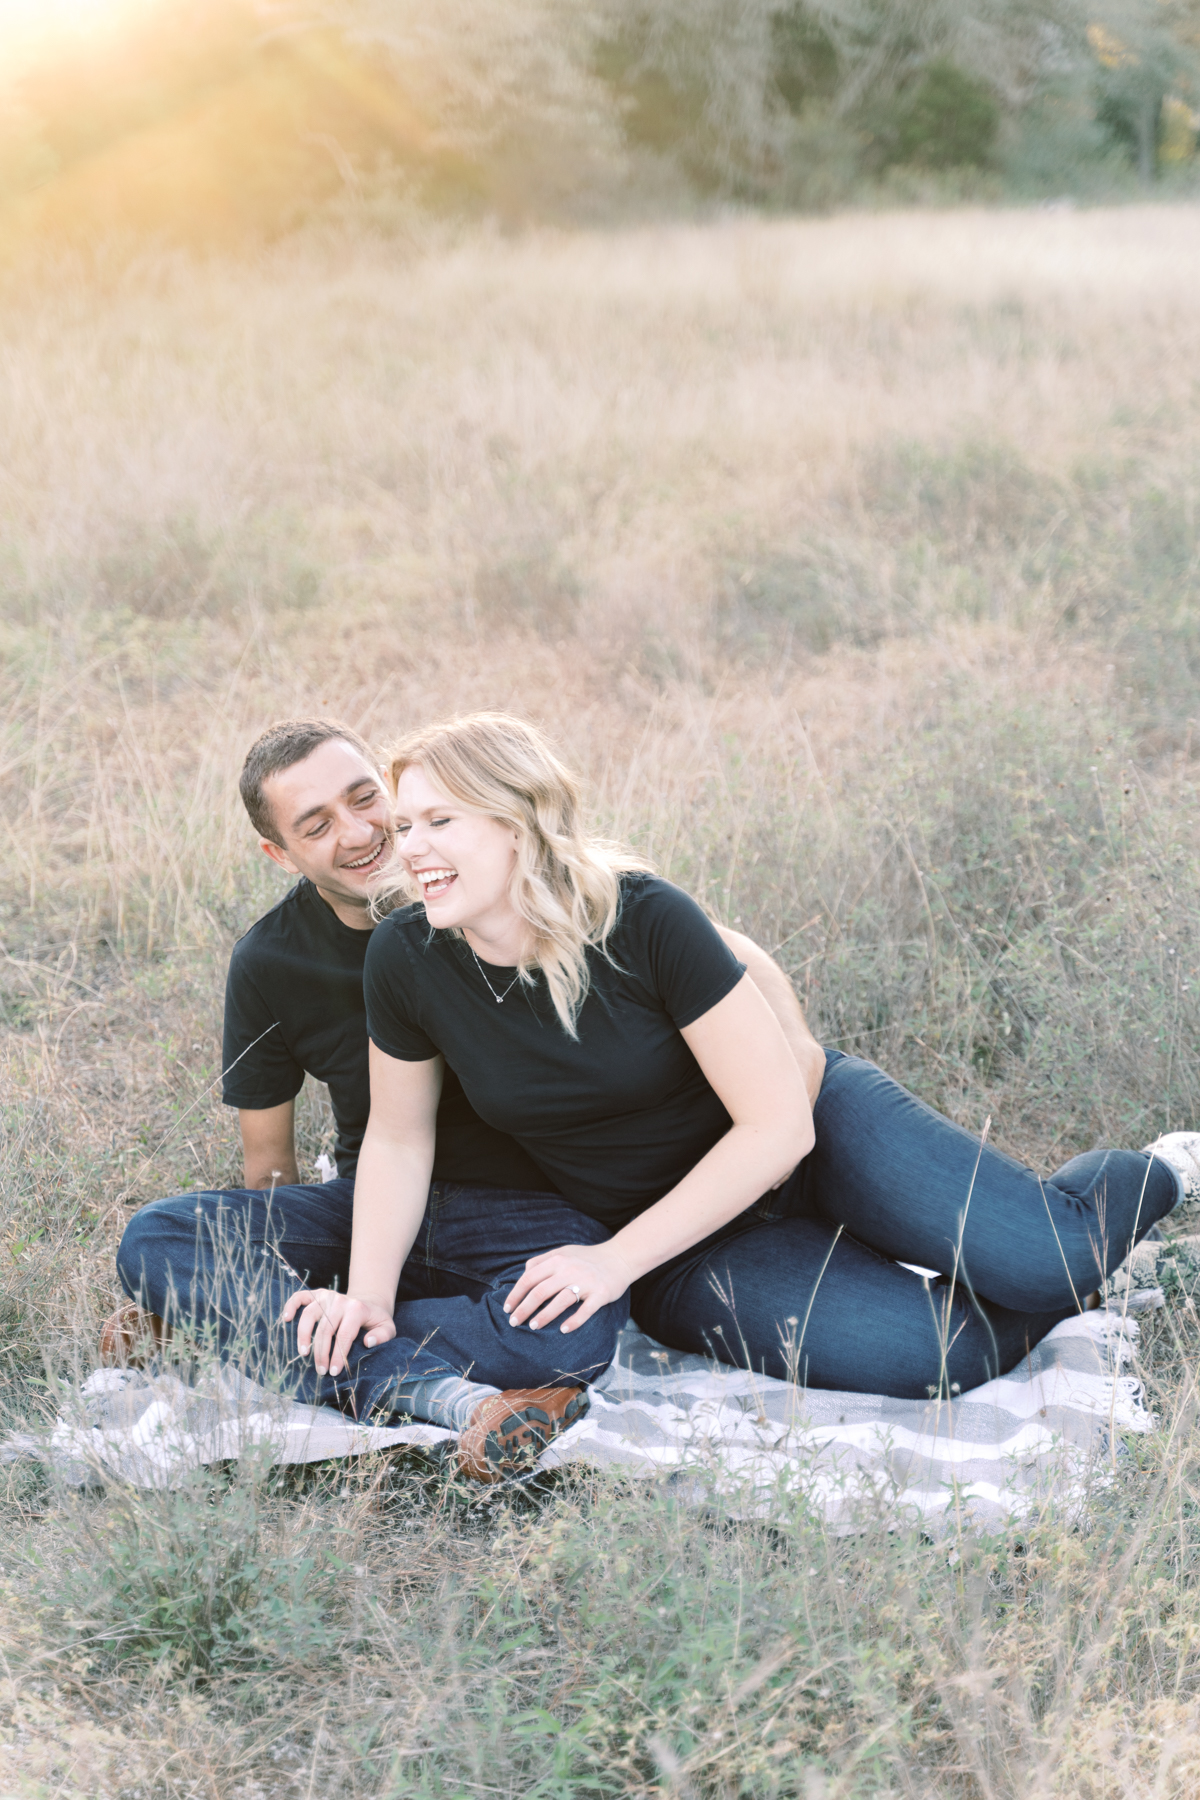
[505,971,814,1332]
[281,1042,442,1376]
[714,927,825,1105]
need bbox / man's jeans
[632,1050,1180,1398]
[117,1181,626,1421]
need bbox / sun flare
[0,0,151,70]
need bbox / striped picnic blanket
[43,1285,1163,1533]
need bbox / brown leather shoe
[99,1303,171,1367]
[454,1386,588,1484]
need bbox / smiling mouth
[416,867,457,897]
[343,841,385,873]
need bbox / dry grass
[3,203,1200,1796]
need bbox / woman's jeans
[117,1181,627,1422]
[118,1050,1179,1410]
[632,1050,1180,1398]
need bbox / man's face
[259,738,393,924]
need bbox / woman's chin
[422,892,462,925]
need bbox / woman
[287,712,1184,1405]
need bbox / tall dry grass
[3,204,1200,1795]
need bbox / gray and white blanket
[40,1278,1165,1533]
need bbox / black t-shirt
[222,878,556,1189]
[363,873,746,1229]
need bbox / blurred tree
[1087,2,1200,181]
[327,0,624,213]
[1,0,1197,250]
[592,0,796,194]
[892,58,1000,167]
[801,0,1078,116]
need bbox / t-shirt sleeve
[363,919,440,1061]
[221,943,305,1110]
[626,877,747,1028]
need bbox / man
[109,717,826,1480]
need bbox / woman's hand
[281,1288,396,1377]
[504,1242,634,1333]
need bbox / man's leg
[632,1205,1071,1398]
[116,1178,623,1428]
[115,1178,356,1378]
[798,1051,1179,1311]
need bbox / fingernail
[502,1302,510,1312]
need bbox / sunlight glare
[1,0,153,72]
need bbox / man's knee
[115,1192,192,1298]
[115,1189,245,1299]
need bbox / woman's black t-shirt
[363,873,746,1229]
[221,877,556,1190]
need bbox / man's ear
[259,837,300,876]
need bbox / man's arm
[239,1100,300,1189]
[715,927,825,1105]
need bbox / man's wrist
[244,1166,300,1190]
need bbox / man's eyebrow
[290,776,378,831]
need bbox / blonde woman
[285,713,1184,1408]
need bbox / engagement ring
[570,1284,581,1297]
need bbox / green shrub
[892,60,1000,170]
[46,1466,345,1675]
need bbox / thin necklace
[469,942,522,1004]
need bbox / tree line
[2,0,1199,245]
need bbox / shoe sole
[457,1388,589,1484]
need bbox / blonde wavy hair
[374,712,649,1036]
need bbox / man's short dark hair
[240,718,380,845]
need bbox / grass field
[3,204,1200,1796]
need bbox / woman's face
[393,763,520,946]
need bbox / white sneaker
[1143,1132,1200,1205]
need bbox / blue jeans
[117,1180,627,1420]
[632,1050,1179,1398]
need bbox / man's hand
[281,1288,396,1376]
[504,1242,634,1334]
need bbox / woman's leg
[798,1051,1179,1311]
[632,1049,1178,1395]
[632,1208,1072,1397]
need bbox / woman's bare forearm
[609,1114,813,1284]
[610,971,814,1282]
[345,1127,433,1312]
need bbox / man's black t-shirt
[221,878,556,1189]
[363,873,746,1229]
